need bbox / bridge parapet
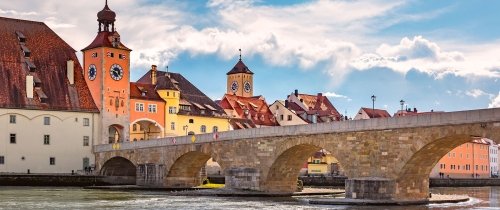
[95,108,500,152]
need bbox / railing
[95,107,500,152]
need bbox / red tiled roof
[361,108,391,118]
[130,82,163,101]
[0,17,98,112]
[219,94,278,126]
[137,70,226,118]
[229,118,256,130]
[226,60,254,75]
[288,93,341,122]
[82,31,131,51]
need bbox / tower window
[83,136,90,146]
[9,115,16,124]
[119,54,126,59]
[92,52,98,58]
[107,52,114,57]
[0,156,4,164]
[10,134,16,144]
[44,117,50,125]
[49,157,56,165]
[43,135,50,145]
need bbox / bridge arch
[165,150,226,188]
[100,156,136,176]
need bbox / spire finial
[239,48,242,61]
[105,0,108,6]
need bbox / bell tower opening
[98,0,116,32]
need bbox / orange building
[430,138,491,178]
[129,79,166,141]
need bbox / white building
[269,100,307,126]
[0,17,99,174]
[484,138,499,177]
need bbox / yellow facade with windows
[307,152,341,175]
[158,89,229,137]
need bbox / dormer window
[25,60,36,72]
[21,45,31,57]
[16,31,26,43]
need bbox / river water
[0,186,498,209]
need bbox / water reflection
[0,186,498,209]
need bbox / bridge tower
[82,0,132,144]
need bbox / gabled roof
[0,17,98,112]
[287,93,341,122]
[82,31,131,51]
[137,70,226,117]
[361,107,391,118]
[130,82,163,101]
[219,94,278,126]
[226,60,254,75]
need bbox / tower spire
[239,48,242,61]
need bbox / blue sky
[1,0,499,117]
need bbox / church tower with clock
[226,50,254,97]
[82,1,132,144]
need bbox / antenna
[239,48,242,61]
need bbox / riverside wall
[0,174,135,186]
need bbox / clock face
[110,64,124,81]
[244,81,251,93]
[231,81,238,93]
[88,64,97,81]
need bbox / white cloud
[350,36,500,79]
[489,92,500,108]
[323,92,350,101]
[465,89,491,98]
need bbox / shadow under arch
[263,143,324,193]
[395,134,473,199]
[165,151,218,188]
[100,156,136,176]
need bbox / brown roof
[229,118,256,130]
[287,93,341,122]
[130,82,163,101]
[361,108,391,118]
[0,17,98,112]
[137,70,226,117]
[219,94,278,126]
[226,59,254,75]
[82,31,131,51]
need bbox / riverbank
[0,174,134,186]
[309,194,470,206]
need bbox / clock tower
[82,0,132,144]
[226,50,254,97]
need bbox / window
[9,134,16,144]
[213,126,218,133]
[201,125,206,133]
[167,92,169,97]
[91,52,98,58]
[83,118,90,126]
[43,135,50,145]
[49,157,56,165]
[83,136,89,146]
[119,54,126,59]
[287,115,292,121]
[171,122,175,130]
[0,156,4,164]
[280,115,284,121]
[133,124,137,131]
[135,103,144,112]
[180,105,190,111]
[44,117,50,125]
[189,119,194,123]
[9,115,16,124]
[169,106,177,114]
[148,104,157,113]
[200,110,205,115]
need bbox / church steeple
[97,0,116,32]
[226,49,254,97]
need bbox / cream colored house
[269,100,307,126]
[0,17,100,174]
[0,109,98,173]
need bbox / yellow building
[135,66,230,137]
[307,149,342,175]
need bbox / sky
[2,0,499,117]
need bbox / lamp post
[400,99,405,113]
[371,95,376,118]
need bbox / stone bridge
[95,108,500,202]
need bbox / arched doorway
[108,124,124,143]
[130,119,164,141]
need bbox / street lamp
[371,95,376,118]
[400,99,405,112]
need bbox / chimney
[284,100,289,108]
[66,60,74,85]
[26,75,33,98]
[413,107,417,113]
[317,93,322,97]
[294,89,298,97]
[151,65,157,85]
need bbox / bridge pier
[225,167,261,191]
[345,177,430,202]
[136,164,165,187]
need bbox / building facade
[354,107,391,120]
[269,100,308,126]
[430,138,491,178]
[0,17,99,173]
